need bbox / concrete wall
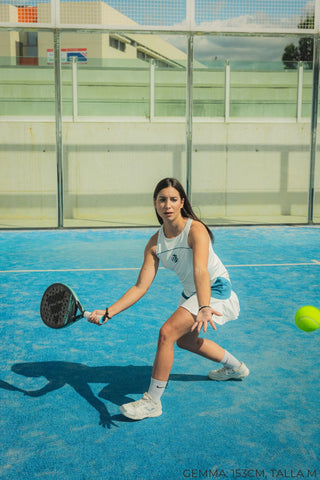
[0,119,318,227]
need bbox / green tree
[282,43,299,69]
[282,14,314,69]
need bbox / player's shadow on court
[0,361,208,429]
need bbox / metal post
[308,35,320,224]
[72,56,78,121]
[186,35,194,200]
[297,61,303,122]
[225,60,230,122]
[149,60,155,122]
[186,0,195,30]
[54,30,64,228]
[51,0,59,27]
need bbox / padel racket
[40,283,103,329]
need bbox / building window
[17,31,38,65]
[137,49,171,68]
[109,36,126,52]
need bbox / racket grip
[83,311,105,324]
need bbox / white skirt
[178,290,240,325]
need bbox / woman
[89,178,249,420]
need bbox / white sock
[147,377,167,403]
[221,350,241,369]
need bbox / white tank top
[156,218,230,298]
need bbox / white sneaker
[208,362,249,381]
[120,392,162,420]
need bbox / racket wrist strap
[103,308,111,321]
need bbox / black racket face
[40,283,78,329]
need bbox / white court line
[0,267,142,273]
[227,260,320,267]
[0,260,319,274]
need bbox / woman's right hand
[88,309,109,325]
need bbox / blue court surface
[0,226,319,480]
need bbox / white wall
[0,119,316,227]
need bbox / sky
[164,34,299,64]
[194,0,315,26]
[105,0,315,63]
[105,0,315,28]
[189,0,315,63]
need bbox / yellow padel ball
[295,306,320,332]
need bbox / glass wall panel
[154,66,186,117]
[302,64,313,119]
[316,40,320,223]
[314,155,320,223]
[153,33,187,118]
[193,66,225,118]
[229,66,298,119]
[77,64,150,117]
[314,95,320,224]
[0,32,57,228]
[192,35,312,225]
[0,64,55,116]
[61,32,187,227]
[0,23,318,228]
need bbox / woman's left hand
[191,307,222,333]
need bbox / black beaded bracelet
[198,305,211,312]
[103,308,111,321]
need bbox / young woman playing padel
[89,177,249,420]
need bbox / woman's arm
[188,221,222,333]
[89,234,159,325]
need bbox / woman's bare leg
[176,328,225,362]
[151,307,225,381]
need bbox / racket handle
[83,311,105,325]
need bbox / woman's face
[154,186,185,222]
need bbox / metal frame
[54,30,64,228]
[1,0,320,226]
[308,35,320,224]
[186,34,193,201]
[1,0,319,35]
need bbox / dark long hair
[153,177,214,242]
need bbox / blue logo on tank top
[171,254,178,263]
